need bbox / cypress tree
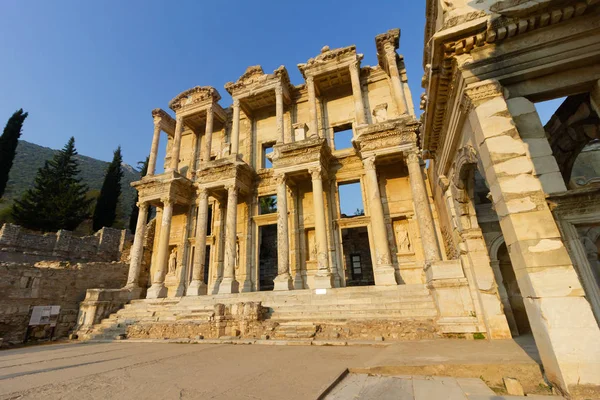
[128,156,150,233]
[93,146,123,231]
[0,109,28,198]
[12,137,92,231]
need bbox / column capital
[275,83,283,96]
[275,173,287,186]
[350,59,361,71]
[136,201,149,210]
[405,150,421,165]
[309,167,323,181]
[196,187,209,200]
[383,42,396,57]
[233,98,240,108]
[161,197,174,206]
[362,156,376,171]
[206,104,214,115]
[224,183,238,192]
[306,75,314,85]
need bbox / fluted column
[349,60,367,127]
[275,84,285,144]
[231,99,240,155]
[274,174,293,290]
[310,167,332,289]
[187,188,209,296]
[363,157,397,285]
[219,184,239,293]
[306,75,319,137]
[202,106,214,163]
[384,43,408,116]
[147,123,161,176]
[406,151,441,262]
[169,116,184,172]
[125,202,149,288]
[147,198,173,298]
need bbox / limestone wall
[0,224,131,264]
[0,261,128,345]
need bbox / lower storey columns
[406,150,441,263]
[274,174,293,290]
[362,157,397,285]
[125,202,149,290]
[219,184,239,294]
[187,189,209,296]
[310,167,332,289]
[147,198,174,299]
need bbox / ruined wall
[0,224,131,264]
[0,261,128,345]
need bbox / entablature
[152,108,176,137]
[225,65,292,114]
[271,136,332,172]
[354,116,420,159]
[195,154,255,196]
[132,171,194,207]
[298,45,363,94]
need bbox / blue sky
[0,1,564,214]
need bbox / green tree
[93,146,123,231]
[128,156,150,233]
[0,109,28,198]
[12,137,92,231]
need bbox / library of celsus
[73,2,600,397]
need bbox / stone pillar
[231,99,240,155]
[219,184,239,294]
[275,83,285,145]
[147,198,173,298]
[406,150,441,262]
[202,106,214,163]
[187,188,209,296]
[125,202,149,288]
[169,116,184,172]
[466,80,600,396]
[310,167,332,288]
[306,75,319,137]
[349,60,367,127]
[384,43,408,115]
[362,157,397,285]
[274,174,293,290]
[147,123,161,176]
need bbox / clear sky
[0,1,563,214]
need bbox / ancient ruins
[0,1,596,398]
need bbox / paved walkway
[0,338,549,400]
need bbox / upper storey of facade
[139,28,419,201]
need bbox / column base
[218,277,239,294]
[121,284,143,300]
[273,274,294,291]
[313,272,333,289]
[374,266,398,286]
[146,283,167,299]
[186,280,207,296]
[294,272,305,290]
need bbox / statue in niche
[168,247,178,275]
[395,223,412,254]
[373,104,388,123]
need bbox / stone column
[306,75,319,137]
[219,184,239,294]
[169,116,184,172]
[384,43,408,115]
[147,198,173,298]
[202,106,214,163]
[231,99,240,155]
[310,167,332,288]
[349,60,367,127]
[274,174,293,290]
[275,83,285,145]
[466,80,600,395]
[187,188,209,296]
[125,202,149,288]
[362,157,397,285]
[147,122,161,176]
[406,150,441,262]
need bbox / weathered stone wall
[0,224,131,264]
[0,261,128,345]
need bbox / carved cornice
[297,45,361,78]
[169,86,221,112]
[225,65,293,96]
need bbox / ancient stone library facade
[75,1,600,398]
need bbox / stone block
[537,172,567,194]
[508,239,574,270]
[503,377,524,396]
[498,211,561,247]
[493,156,534,176]
[523,138,553,158]
[425,260,464,281]
[506,97,536,117]
[530,155,561,176]
[494,197,538,218]
[515,265,584,298]
[496,174,542,195]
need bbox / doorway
[258,224,278,291]
[341,227,374,286]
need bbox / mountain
[0,140,141,230]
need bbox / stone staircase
[77,284,439,341]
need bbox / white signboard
[29,305,60,327]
